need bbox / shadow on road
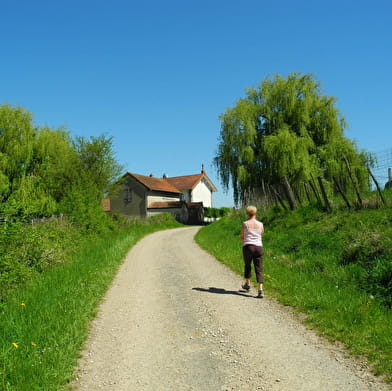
[192,287,253,298]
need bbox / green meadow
[196,204,392,383]
[0,214,181,391]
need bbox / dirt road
[73,227,389,391]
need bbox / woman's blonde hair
[246,205,257,217]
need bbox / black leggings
[242,245,263,283]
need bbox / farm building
[104,167,217,224]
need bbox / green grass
[0,214,181,391]
[195,206,392,383]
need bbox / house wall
[180,189,192,203]
[192,179,213,207]
[109,176,147,217]
[147,193,181,204]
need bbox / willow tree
[215,72,369,205]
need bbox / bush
[341,231,392,266]
[204,207,232,218]
[0,218,81,302]
[341,230,392,307]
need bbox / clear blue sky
[1,0,391,207]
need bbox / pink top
[242,220,263,246]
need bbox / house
[106,167,217,224]
[165,165,217,207]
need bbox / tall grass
[0,214,181,391]
[195,206,392,382]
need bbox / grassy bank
[195,206,392,382]
[0,214,181,391]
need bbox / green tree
[0,104,123,227]
[59,135,123,232]
[215,73,370,205]
[0,104,35,202]
[74,134,123,197]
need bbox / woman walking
[240,206,264,298]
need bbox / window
[124,187,132,203]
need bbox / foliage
[0,103,125,301]
[214,73,370,205]
[0,218,81,302]
[0,104,122,228]
[195,203,392,381]
[204,207,231,218]
[0,214,181,391]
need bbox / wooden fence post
[367,166,387,206]
[342,154,363,208]
[333,177,352,209]
[309,174,322,205]
[283,176,297,210]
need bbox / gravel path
[72,227,389,391]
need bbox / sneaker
[257,289,264,298]
[241,283,250,291]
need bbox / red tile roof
[165,173,202,190]
[126,173,181,193]
[166,172,217,192]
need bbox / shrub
[341,231,391,266]
[0,218,81,301]
[204,207,232,218]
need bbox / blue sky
[1,0,391,207]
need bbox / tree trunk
[271,185,288,210]
[303,183,312,203]
[283,176,297,210]
[317,176,331,212]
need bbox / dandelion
[265,274,272,279]
[20,302,26,307]
[12,342,19,348]
[31,342,37,346]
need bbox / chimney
[201,164,205,174]
[149,173,154,177]
[163,173,167,179]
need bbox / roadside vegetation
[195,197,392,382]
[203,207,231,219]
[204,72,391,382]
[0,213,181,391]
[1,70,390,389]
[0,104,183,390]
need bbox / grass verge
[0,214,181,391]
[195,208,392,383]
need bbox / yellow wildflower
[31,342,37,346]
[12,342,19,348]
[20,302,26,307]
